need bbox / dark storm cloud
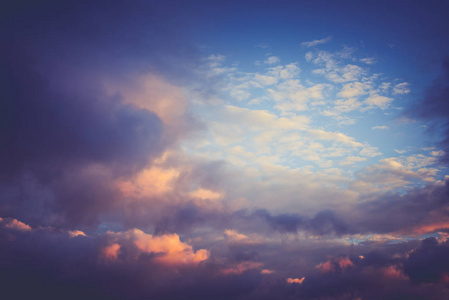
[352,179,449,234]
[404,237,449,284]
[141,205,351,239]
[2,222,449,300]
[289,242,449,300]
[152,203,229,236]
[0,43,163,227]
[0,0,201,178]
[408,58,449,163]
[0,223,266,300]
[254,209,351,236]
[244,178,449,239]
[0,0,202,228]
[145,176,448,240]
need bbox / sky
[1,1,449,299]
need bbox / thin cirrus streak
[1,1,449,299]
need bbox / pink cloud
[316,256,354,273]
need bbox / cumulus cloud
[103,229,209,265]
[365,94,394,109]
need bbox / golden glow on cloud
[105,229,209,266]
[107,74,189,129]
[287,277,305,284]
[411,221,449,235]
[102,243,121,261]
[117,166,179,198]
[224,229,249,243]
[1,218,32,232]
[68,230,87,238]
[189,188,223,201]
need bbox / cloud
[1,2,449,300]
[360,57,376,65]
[393,82,411,94]
[365,94,394,109]
[301,36,332,48]
[372,125,389,130]
[1,213,449,300]
[407,58,449,163]
[0,0,203,229]
[350,179,449,234]
[101,243,121,261]
[287,277,305,284]
[68,230,87,238]
[220,261,264,275]
[225,229,252,244]
[104,229,209,265]
[264,56,281,65]
[404,238,449,284]
[340,156,367,166]
[254,209,350,236]
[316,256,354,273]
[338,82,369,98]
[0,217,32,231]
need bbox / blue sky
[2,1,449,299]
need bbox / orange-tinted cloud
[411,221,449,235]
[105,74,192,143]
[382,266,408,280]
[68,230,87,238]
[287,277,305,284]
[1,218,32,232]
[224,229,249,243]
[117,165,180,198]
[106,229,209,266]
[101,243,121,261]
[189,188,223,201]
[220,262,263,275]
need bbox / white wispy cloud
[372,125,389,130]
[301,36,332,48]
[394,149,407,154]
[393,82,410,94]
[360,57,376,65]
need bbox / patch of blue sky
[183,8,449,190]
